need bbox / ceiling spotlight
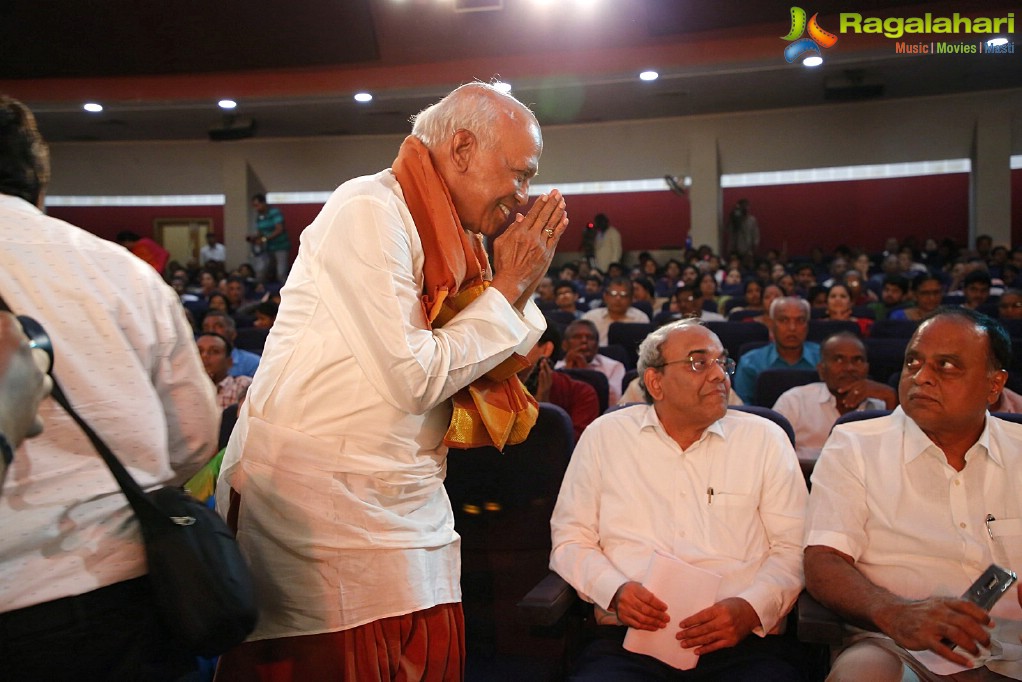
[987,37,1008,46]
[354,92,373,103]
[803,56,823,67]
[639,70,659,82]
[492,81,512,94]
[218,99,237,110]
[83,102,103,113]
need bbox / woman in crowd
[824,282,873,336]
[890,274,944,322]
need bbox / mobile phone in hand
[961,564,1016,611]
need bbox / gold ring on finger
[544,228,555,237]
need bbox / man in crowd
[868,274,909,320]
[0,95,218,680]
[553,279,584,320]
[582,276,650,346]
[999,288,1022,321]
[551,319,807,678]
[733,297,821,404]
[518,326,599,442]
[249,193,291,284]
[201,311,260,378]
[962,269,993,311]
[214,83,568,679]
[197,332,252,410]
[805,308,1022,680]
[555,318,626,405]
[199,231,226,267]
[773,332,896,461]
[654,281,726,325]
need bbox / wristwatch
[0,432,13,466]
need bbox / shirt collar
[0,193,42,216]
[640,403,726,447]
[900,406,997,467]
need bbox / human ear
[450,129,476,173]
[643,367,663,402]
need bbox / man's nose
[515,180,530,205]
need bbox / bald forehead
[822,334,865,357]
[667,325,722,355]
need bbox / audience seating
[727,308,762,322]
[543,310,576,334]
[557,368,609,414]
[864,337,909,383]
[754,368,820,408]
[704,321,769,362]
[631,299,654,319]
[607,322,655,369]
[597,343,632,370]
[737,339,770,359]
[807,319,860,343]
[445,403,575,678]
[234,327,269,354]
[869,319,920,338]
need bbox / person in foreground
[215,82,568,680]
[550,319,809,680]
[0,95,219,681]
[804,307,1022,681]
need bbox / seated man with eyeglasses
[582,276,650,346]
[551,318,809,679]
[773,331,896,462]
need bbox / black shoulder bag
[0,296,257,657]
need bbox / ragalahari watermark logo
[782,7,838,63]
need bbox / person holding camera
[0,95,218,680]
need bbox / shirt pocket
[707,491,762,561]
[989,517,1022,575]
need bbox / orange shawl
[391,135,538,450]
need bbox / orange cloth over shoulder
[391,135,537,450]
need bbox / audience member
[655,259,683,297]
[749,283,783,327]
[579,273,603,310]
[795,263,818,297]
[998,288,1022,320]
[552,279,584,319]
[889,274,943,321]
[0,95,218,680]
[115,230,170,275]
[207,291,230,314]
[734,297,820,404]
[518,326,599,442]
[804,308,1021,680]
[582,277,650,346]
[868,274,909,320]
[199,232,226,267]
[550,319,807,679]
[592,213,622,273]
[213,83,567,679]
[201,311,260,378]
[252,301,278,330]
[197,332,252,410]
[556,319,625,405]
[962,269,993,310]
[726,198,760,258]
[533,275,557,311]
[773,332,895,461]
[824,282,873,336]
[655,282,725,325]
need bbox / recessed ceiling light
[639,70,659,82]
[803,56,823,67]
[987,37,1008,46]
[218,99,237,110]
[492,81,512,94]
[354,92,373,103]
[83,102,103,113]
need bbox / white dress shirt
[199,241,227,265]
[217,170,544,640]
[555,353,626,405]
[772,382,886,461]
[582,306,650,346]
[551,405,807,635]
[806,408,1022,678]
[0,194,219,613]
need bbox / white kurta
[218,170,544,640]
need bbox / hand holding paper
[676,597,761,655]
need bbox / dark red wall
[42,169,1021,264]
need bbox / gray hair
[410,82,539,152]
[769,296,810,320]
[635,318,705,403]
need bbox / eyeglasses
[605,290,630,298]
[999,302,1022,309]
[658,355,735,376]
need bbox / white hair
[410,82,539,151]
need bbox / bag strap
[0,293,160,523]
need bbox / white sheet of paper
[622,550,723,670]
